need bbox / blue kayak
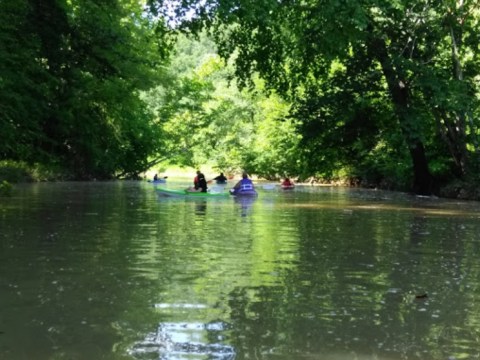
[148,179,166,184]
[229,188,258,196]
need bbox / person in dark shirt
[188,170,208,192]
[195,172,208,192]
[213,172,228,184]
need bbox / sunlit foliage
[148,0,480,194]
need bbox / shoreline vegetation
[2,1,479,204]
[1,161,478,201]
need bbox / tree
[143,32,298,176]
[415,0,480,177]
[147,0,480,194]
[0,0,55,161]
[1,0,172,179]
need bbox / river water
[1,181,480,360]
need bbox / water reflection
[233,196,257,217]
[3,182,480,360]
[194,200,207,216]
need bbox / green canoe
[156,188,229,198]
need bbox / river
[1,180,480,360]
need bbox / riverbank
[301,176,480,201]
[1,161,479,201]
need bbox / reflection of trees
[7,183,480,359]
[224,200,480,359]
[391,213,480,359]
[0,182,169,358]
[25,184,480,359]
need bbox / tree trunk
[447,24,473,174]
[409,141,434,195]
[369,37,434,195]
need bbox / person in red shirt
[281,178,294,188]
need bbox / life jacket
[239,178,254,191]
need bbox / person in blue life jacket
[231,172,255,195]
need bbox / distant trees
[142,33,300,178]
[148,0,480,194]
[2,0,479,194]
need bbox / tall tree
[0,0,55,161]
[1,0,172,179]
[416,0,480,177]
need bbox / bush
[0,161,33,183]
[0,160,70,182]
[0,180,13,196]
